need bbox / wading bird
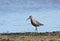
[26,16,44,32]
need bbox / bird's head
[26,16,32,21]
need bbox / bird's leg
[35,27,38,33]
[35,27,38,36]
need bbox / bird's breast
[31,19,40,27]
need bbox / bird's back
[30,17,43,27]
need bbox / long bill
[26,18,30,21]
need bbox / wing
[36,20,44,26]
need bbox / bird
[26,16,44,32]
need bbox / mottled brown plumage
[26,16,44,32]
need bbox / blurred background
[0,0,60,33]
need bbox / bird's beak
[26,18,30,21]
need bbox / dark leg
[35,27,38,33]
[35,27,38,36]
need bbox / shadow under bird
[26,16,44,32]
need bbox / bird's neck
[30,17,36,21]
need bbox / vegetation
[1,31,60,36]
[0,31,60,41]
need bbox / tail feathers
[40,24,44,26]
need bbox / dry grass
[0,31,60,41]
